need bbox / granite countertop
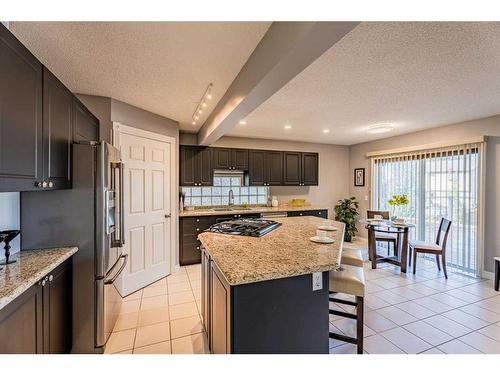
[198,216,344,285]
[180,205,330,217]
[0,247,78,310]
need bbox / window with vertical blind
[371,141,484,276]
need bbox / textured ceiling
[228,22,500,145]
[10,22,270,131]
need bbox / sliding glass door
[372,143,482,276]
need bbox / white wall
[349,115,500,273]
[0,192,20,260]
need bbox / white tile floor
[330,258,500,354]
[107,255,500,354]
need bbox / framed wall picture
[354,168,365,187]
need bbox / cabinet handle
[49,275,53,282]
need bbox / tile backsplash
[181,176,269,207]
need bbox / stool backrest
[367,210,390,220]
[436,218,452,250]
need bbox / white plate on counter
[309,236,335,244]
[317,225,337,231]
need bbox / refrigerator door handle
[104,254,128,285]
[118,161,125,246]
[111,161,125,248]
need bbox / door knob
[165,214,171,218]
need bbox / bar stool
[329,264,366,354]
[341,249,364,267]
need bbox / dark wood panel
[248,150,266,186]
[0,282,43,353]
[0,23,43,191]
[45,259,72,354]
[210,262,230,354]
[180,146,197,186]
[201,249,211,337]
[266,151,283,185]
[197,147,213,186]
[287,209,328,219]
[231,149,249,170]
[283,152,302,185]
[231,272,329,353]
[302,152,319,186]
[43,67,72,189]
[73,97,99,142]
[213,148,231,170]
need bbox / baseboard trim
[481,270,494,280]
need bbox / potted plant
[388,194,409,221]
[334,197,359,242]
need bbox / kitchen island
[198,216,344,354]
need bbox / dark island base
[202,249,330,354]
[232,272,330,354]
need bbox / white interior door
[114,126,174,296]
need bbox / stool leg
[436,254,441,271]
[495,261,499,292]
[408,247,412,267]
[413,249,417,274]
[356,296,364,354]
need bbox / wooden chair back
[367,210,390,220]
[436,218,452,250]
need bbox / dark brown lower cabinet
[201,249,329,354]
[0,258,72,354]
[287,209,328,219]
[0,283,43,353]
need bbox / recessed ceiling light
[284,124,292,130]
[206,93,212,100]
[322,129,330,134]
[201,102,207,108]
[368,123,394,134]
[239,120,247,125]
[192,121,196,125]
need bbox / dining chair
[409,218,452,279]
[367,210,398,256]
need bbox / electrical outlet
[312,272,322,291]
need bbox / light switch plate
[312,272,322,291]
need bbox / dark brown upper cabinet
[73,97,99,143]
[302,152,319,186]
[0,23,43,192]
[284,151,319,186]
[1,25,100,192]
[249,150,283,186]
[248,150,266,185]
[43,67,73,190]
[283,152,302,185]
[180,146,213,186]
[213,148,248,170]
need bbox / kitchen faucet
[228,189,234,206]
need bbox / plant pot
[344,232,352,242]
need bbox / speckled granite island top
[198,216,344,285]
[0,247,78,310]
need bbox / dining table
[359,219,415,273]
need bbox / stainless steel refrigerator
[21,141,126,353]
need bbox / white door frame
[112,122,177,277]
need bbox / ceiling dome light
[284,124,292,130]
[322,129,330,134]
[368,123,395,134]
[239,120,247,125]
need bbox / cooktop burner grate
[206,219,282,237]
